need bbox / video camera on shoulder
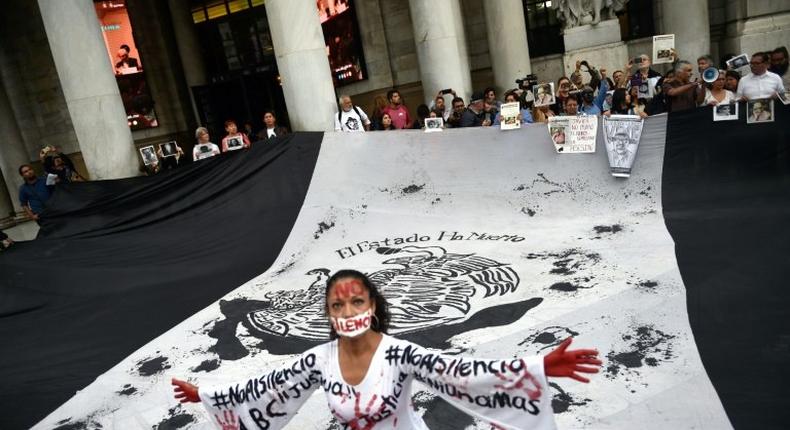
[515,74,539,90]
[515,74,539,109]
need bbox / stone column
[0,173,14,219]
[662,0,711,65]
[265,0,337,132]
[37,0,139,180]
[484,0,532,94]
[168,0,207,125]
[409,0,473,105]
[0,77,29,214]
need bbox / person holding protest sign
[172,269,601,430]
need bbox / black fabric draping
[663,103,790,429]
[0,134,322,430]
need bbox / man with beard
[770,47,789,90]
[18,164,52,223]
[382,90,411,129]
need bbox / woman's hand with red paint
[543,338,602,383]
[172,378,200,403]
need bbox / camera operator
[515,74,538,111]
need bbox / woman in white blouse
[172,269,601,429]
[704,70,736,106]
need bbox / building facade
[0,0,788,220]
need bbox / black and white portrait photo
[139,145,157,166]
[532,83,555,107]
[226,136,244,151]
[424,117,443,132]
[726,54,749,70]
[159,141,178,157]
[747,99,774,124]
[712,102,738,121]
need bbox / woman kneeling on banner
[172,270,601,429]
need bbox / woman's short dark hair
[325,269,391,339]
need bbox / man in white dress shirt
[736,52,785,100]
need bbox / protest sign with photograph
[726,54,749,71]
[226,136,245,151]
[747,99,774,124]
[778,90,790,105]
[712,103,738,121]
[424,117,444,132]
[533,83,555,107]
[548,116,597,153]
[652,34,675,65]
[139,145,158,166]
[603,115,644,178]
[499,102,521,130]
[159,141,178,158]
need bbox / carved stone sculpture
[552,0,629,28]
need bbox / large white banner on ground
[36,117,731,430]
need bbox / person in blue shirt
[578,69,609,115]
[18,164,52,222]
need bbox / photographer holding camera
[579,67,609,115]
[445,97,467,128]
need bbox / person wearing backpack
[335,95,371,132]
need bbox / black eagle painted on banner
[245,246,521,341]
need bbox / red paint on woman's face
[327,278,374,319]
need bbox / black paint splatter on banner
[550,382,591,413]
[192,358,221,373]
[314,221,336,239]
[53,420,88,430]
[401,183,425,194]
[116,383,137,396]
[519,326,580,352]
[593,224,623,235]
[525,248,601,276]
[154,405,196,430]
[136,355,171,376]
[521,207,536,217]
[606,325,677,382]
[413,391,476,429]
[638,280,658,289]
[52,413,103,430]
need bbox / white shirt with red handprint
[199,334,556,429]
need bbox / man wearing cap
[458,92,490,128]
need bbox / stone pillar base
[563,42,628,85]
